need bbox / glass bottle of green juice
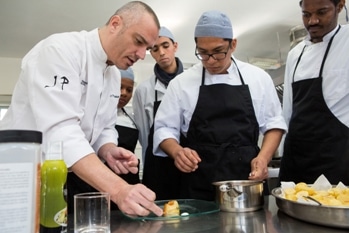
[40,141,67,233]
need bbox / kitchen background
[0,0,348,168]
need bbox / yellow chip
[284,188,296,195]
[285,194,297,201]
[316,190,329,197]
[296,190,309,199]
[295,182,308,192]
[337,194,349,205]
[294,182,316,195]
[328,188,342,197]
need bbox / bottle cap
[46,141,63,160]
[0,130,42,143]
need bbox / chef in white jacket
[279,0,349,185]
[0,1,163,217]
[153,10,287,201]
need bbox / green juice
[40,142,68,233]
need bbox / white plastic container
[0,130,42,233]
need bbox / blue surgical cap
[119,68,134,81]
[159,26,175,41]
[194,10,233,39]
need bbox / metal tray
[271,187,349,229]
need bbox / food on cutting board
[163,200,180,216]
[282,182,349,207]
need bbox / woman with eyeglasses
[152,10,287,201]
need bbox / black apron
[114,108,140,184]
[180,62,260,201]
[67,108,140,213]
[279,26,349,185]
[142,79,183,200]
[115,108,139,152]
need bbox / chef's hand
[173,147,201,173]
[101,144,139,174]
[114,183,163,217]
[71,152,161,217]
[248,156,269,180]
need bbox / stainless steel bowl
[272,187,349,229]
[212,180,264,212]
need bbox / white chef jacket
[0,29,121,168]
[153,59,287,157]
[283,24,349,128]
[116,108,137,129]
[132,75,167,162]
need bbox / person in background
[153,10,287,201]
[0,1,163,216]
[115,68,140,185]
[279,0,349,185]
[132,26,184,199]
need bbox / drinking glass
[74,192,110,233]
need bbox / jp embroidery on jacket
[44,75,69,90]
[81,80,88,86]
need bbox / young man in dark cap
[133,26,184,199]
[153,11,287,200]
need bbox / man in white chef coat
[133,26,183,164]
[0,1,163,216]
[153,10,287,201]
[279,0,349,185]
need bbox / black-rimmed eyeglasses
[195,43,231,61]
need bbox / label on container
[0,163,35,233]
[54,207,67,226]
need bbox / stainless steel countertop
[67,196,349,233]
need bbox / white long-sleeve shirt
[0,29,121,168]
[116,108,137,129]
[132,75,167,162]
[153,59,287,157]
[283,24,349,128]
